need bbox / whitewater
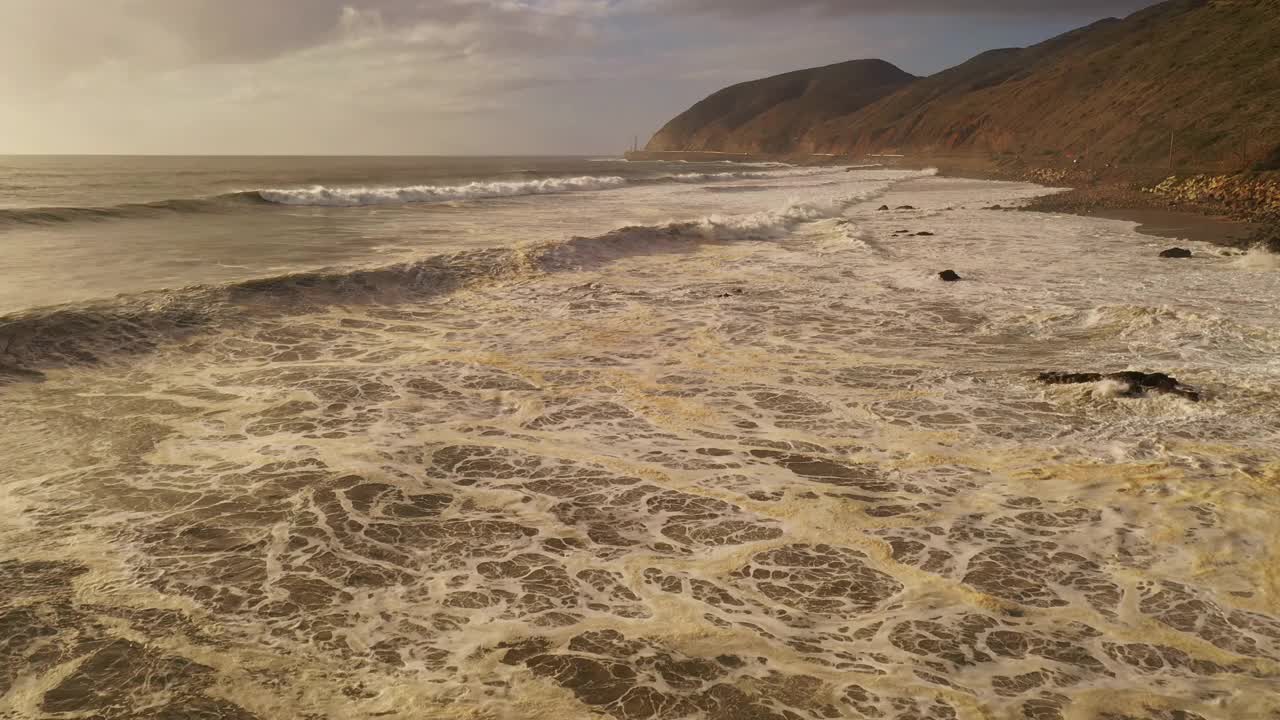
[2,157,1279,720]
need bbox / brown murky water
[3,170,1279,719]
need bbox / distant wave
[251,170,827,207]
[719,161,798,168]
[0,169,818,226]
[0,194,267,228]
[252,175,631,207]
[702,186,778,194]
[669,171,780,183]
[0,169,915,378]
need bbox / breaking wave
[0,170,825,226]
[255,170,829,207]
[1232,245,1280,271]
[0,161,923,378]
[670,171,793,183]
[0,184,883,378]
[253,175,631,207]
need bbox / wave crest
[0,195,264,228]
[253,170,830,207]
[253,175,630,207]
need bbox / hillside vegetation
[646,0,1280,168]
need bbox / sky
[0,0,1158,156]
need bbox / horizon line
[0,152,623,159]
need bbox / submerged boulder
[896,205,917,211]
[878,205,890,211]
[1159,247,1193,258]
[915,231,935,236]
[1037,371,1200,401]
[938,270,962,282]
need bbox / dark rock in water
[1112,372,1200,400]
[984,205,1003,210]
[896,205,916,210]
[716,288,746,298]
[878,205,890,211]
[1039,372,1105,385]
[938,270,962,282]
[1159,247,1193,258]
[915,231,935,236]
[1037,370,1200,401]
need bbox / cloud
[648,0,1157,17]
[0,0,1162,154]
[0,0,632,153]
[0,0,614,79]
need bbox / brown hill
[645,60,918,155]
[646,0,1280,168]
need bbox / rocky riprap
[1148,173,1280,224]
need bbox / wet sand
[1030,204,1262,249]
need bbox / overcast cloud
[657,0,1155,17]
[0,0,1157,154]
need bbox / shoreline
[907,158,1278,251]
[1019,194,1263,249]
[1077,207,1260,248]
[626,149,1278,250]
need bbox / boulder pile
[1147,173,1280,224]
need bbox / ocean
[2,156,1279,720]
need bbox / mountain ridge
[646,59,918,155]
[644,0,1280,168]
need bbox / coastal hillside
[645,0,1280,167]
[644,59,918,155]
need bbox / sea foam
[255,176,631,207]
[251,170,822,207]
